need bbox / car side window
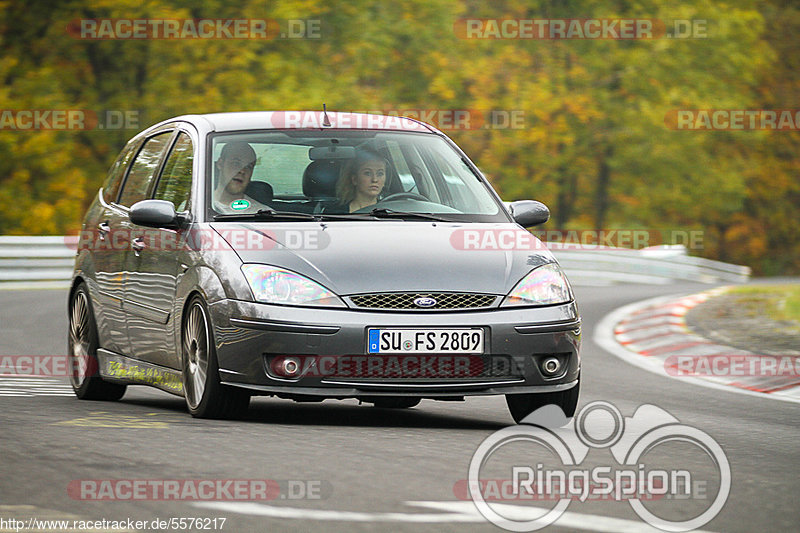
[154,132,193,211]
[118,132,172,207]
[102,142,138,204]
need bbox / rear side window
[118,132,172,207]
[102,142,137,204]
[252,144,309,196]
[211,141,309,197]
[154,132,194,211]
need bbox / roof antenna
[322,103,332,127]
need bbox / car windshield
[206,130,507,222]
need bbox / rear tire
[181,296,250,419]
[506,381,580,424]
[68,283,127,401]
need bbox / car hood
[209,222,558,296]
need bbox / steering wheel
[380,192,428,202]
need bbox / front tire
[506,380,580,424]
[181,296,250,419]
[68,283,127,401]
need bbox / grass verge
[726,284,800,323]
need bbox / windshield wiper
[366,208,457,222]
[313,213,375,220]
[213,208,458,222]
[213,209,319,221]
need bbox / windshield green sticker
[230,199,250,211]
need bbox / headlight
[241,264,346,308]
[501,263,573,307]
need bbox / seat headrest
[245,181,273,204]
[303,159,341,198]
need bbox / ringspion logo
[467,402,730,531]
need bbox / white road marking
[0,281,70,291]
[0,377,74,397]
[593,293,800,405]
[193,500,480,523]
[411,502,715,532]
[193,500,718,532]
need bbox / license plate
[367,328,484,354]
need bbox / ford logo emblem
[414,297,437,308]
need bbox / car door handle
[97,222,111,241]
[131,237,146,255]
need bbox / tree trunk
[555,170,577,227]
[594,146,613,229]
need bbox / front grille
[348,292,497,310]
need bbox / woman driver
[336,149,388,212]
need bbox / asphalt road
[0,283,797,533]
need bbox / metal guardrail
[0,236,75,288]
[547,243,751,286]
[0,236,751,289]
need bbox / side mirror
[129,199,179,228]
[509,200,550,227]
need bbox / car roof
[144,111,442,136]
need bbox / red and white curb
[594,288,800,403]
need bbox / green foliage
[0,0,797,273]
[727,285,800,323]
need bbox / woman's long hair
[336,148,389,205]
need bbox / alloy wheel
[68,291,92,389]
[182,302,210,409]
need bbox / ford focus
[68,111,581,422]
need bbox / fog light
[271,356,302,378]
[541,357,562,376]
[283,358,300,375]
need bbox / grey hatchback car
[68,111,581,422]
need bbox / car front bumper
[209,298,581,398]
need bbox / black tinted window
[155,132,194,211]
[102,142,137,204]
[118,132,172,207]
